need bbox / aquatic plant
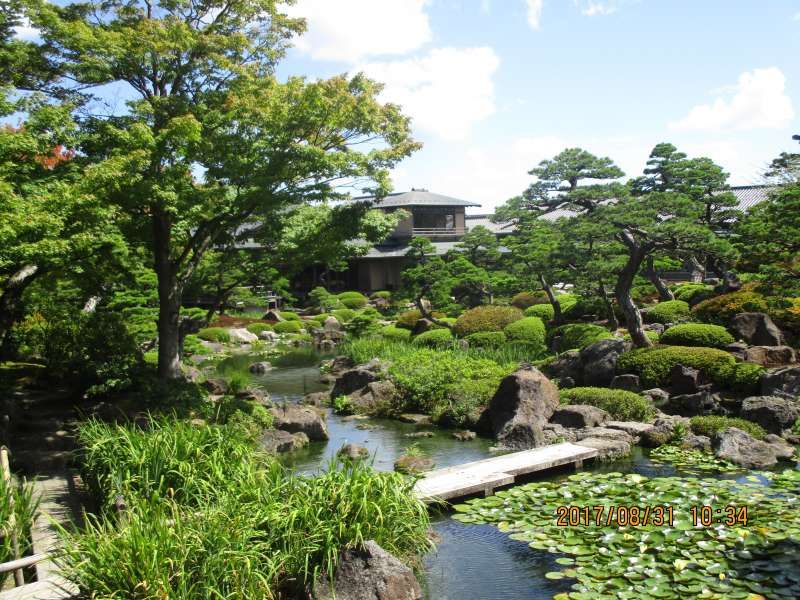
[454,469,800,599]
[649,444,739,473]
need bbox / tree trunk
[597,280,619,330]
[0,265,40,358]
[615,248,652,348]
[414,297,453,330]
[539,274,563,325]
[689,256,705,283]
[643,256,674,301]
[153,211,182,379]
[708,259,742,293]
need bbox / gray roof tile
[356,189,481,208]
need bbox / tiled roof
[727,185,775,212]
[356,189,481,208]
[361,240,461,259]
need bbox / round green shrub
[197,327,231,343]
[524,304,555,321]
[338,291,368,309]
[617,345,737,388]
[692,290,769,325]
[672,283,713,303]
[371,290,392,300]
[279,311,300,321]
[643,300,691,324]
[622,330,661,344]
[722,362,765,394]
[245,322,273,335]
[559,387,655,422]
[548,324,612,352]
[503,316,546,349]
[556,293,578,313]
[379,325,412,341]
[332,308,356,323]
[412,328,454,349]
[465,331,507,348]
[453,305,523,336]
[511,291,548,310]
[273,320,302,334]
[689,415,766,440]
[660,323,734,349]
[396,309,422,329]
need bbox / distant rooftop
[356,189,481,209]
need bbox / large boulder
[249,361,272,374]
[202,378,228,395]
[348,381,398,414]
[639,415,690,448]
[580,339,629,387]
[550,405,610,429]
[669,365,706,395]
[743,346,797,368]
[610,374,641,393]
[712,427,778,469]
[262,309,284,322]
[476,366,560,450]
[332,365,386,398]
[260,429,304,454]
[337,443,370,461]
[270,405,329,441]
[731,312,783,346]
[764,434,797,460]
[740,396,800,434]
[324,316,342,331]
[542,350,581,383]
[312,540,422,600]
[228,328,259,344]
[760,366,800,400]
[411,318,435,336]
[577,437,631,461]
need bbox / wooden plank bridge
[413,442,599,504]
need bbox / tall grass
[0,472,39,587]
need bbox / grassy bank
[59,417,431,599]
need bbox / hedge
[616,345,736,388]
[692,290,770,325]
[465,331,507,348]
[559,387,655,422]
[503,316,546,349]
[524,304,555,321]
[453,305,523,336]
[337,291,368,309]
[548,323,612,352]
[660,323,734,349]
[273,320,302,334]
[279,311,300,321]
[245,323,274,335]
[643,300,691,324]
[689,415,766,440]
[511,291,548,310]
[379,325,412,341]
[197,327,231,343]
[412,328,454,349]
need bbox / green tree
[31,0,419,378]
[401,238,454,327]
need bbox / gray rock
[743,346,797,368]
[731,312,783,346]
[328,355,357,377]
[260,429,300,453]
[302,391,331,406]
[411,318,436,336]
[324,316,342,331]
[259,330,279,342]
[574,427,634,443]
[559,376,576,388]
[202,378,228,395]
[712,427,778,468]
[760,366,800,400]
[476,366,560,450]
[318,339,337,351]
[580,339,629,387]
[605,421,655,437]
[349,381,398,414]
[639,416,690,447]
[542,350,581,382]
[683,433,711,451]
[642,388,670,404]
[394,454,434,474]
[332,367,384,398]
[578,437,631,461]
[235,387,270,405]
[262,309,284,322]
[292,432,309,449]
[398,413,431,425]
[550,405,610,429]
[610,374,641,392]
[763,434,797,460]
[452,430,477,441]
[337,443,369,461]
[661,391,719,417]
[670,364,705,395]
[228,328,259,344]
[740,396,800,434]
[312,540,422,600]
[249,361,272,374]
[270,405,329,441]
[542,422,577,443]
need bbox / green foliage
[511,291,548,309]
[559,387,655,422]
[453,305,523,336]
[197,327,231,343]
[644,300,691,324]
[725,362,765,394]
[672,283,713,303]
[502,317,546,350]
[689,415,767,440]
[308,287,340,312]
[331,308,356,324]
[548,323,612,352]
[432,378,499,428]
[182,335,205,356]
[337,291,368,309]
[273,321,302,334]
[395,309,422,329]
[278,311,300,321]
[660,323,734,348]
[412,328,454,349]
[556,294,579,312]
[524,303,555,321]
[617,345,737,388]
[331,395,353,415]
[245,322,273,335]
[378,325,412,341]
[0,473,39,587]
[465,331,507,348]
[347,312,380,337]
[692,290,770,325]
[371,291,392,300]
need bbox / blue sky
[279,0,800,212]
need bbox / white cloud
[794,11,800,21]
[286,0,432,62]
[670,67,795,132]
[13,17,40,41]
[360,46,500,141]
[525,0,543,30]
[579,1,617,16]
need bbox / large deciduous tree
[30,0,419,378]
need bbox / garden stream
[239,351,763,600]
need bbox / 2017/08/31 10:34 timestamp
[555,505,749,527]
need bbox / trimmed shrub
[396,309,422,329]
[548,323,612,352]
[724,362,765,394]
[279,311,300,321]
[337,291,368,310]
[371,290,392,300]
[332,308,356,323]
[660,323,734,349]
[511,291,548,310]
[559,387,655,422]
[692,290,770,325]
[524,304,555,321]
[379,325,412,341]
[412,328,454,349]
[453,305,523,336]
[689,415,766,440]
[617,345,736,388]
[245,322,274,335]
[503,317,546,349]
[631,282,659,303]
[672,283,713,304]
[556,293,578,313]
[622,330,660,344]
[643,300,691,324]
[465,331,507,348]
[197,327,231,343]
[273,320,302,334]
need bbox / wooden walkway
[413,442,598,504]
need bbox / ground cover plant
[454,469,800,599]
[689,415,767,440]
[559,387,655,422]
